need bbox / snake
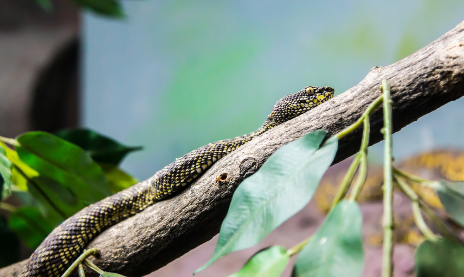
[21,86,335,276]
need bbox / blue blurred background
[82,0,464,180]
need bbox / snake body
[22,86,334,276]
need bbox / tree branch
[2,21,464,277]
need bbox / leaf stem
[330,153,361,210]
[61,248,99,277]
[0,136,18,147]
[78,263,85,277]
[331,94,383,207]
[287,237,312,257]
[394,176,459,241]
[350,153,367,201]
[82,259,105,275]
[393,167,436,186]
[394,177,438,241]
[335,95,384,140]
[0,202,16,213]
[381,79,394,277]
[418,199,459,241]
[82,259,127,276]
[350,115,370,201]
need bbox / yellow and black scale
[21,86,335,277]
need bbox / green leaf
[229,246,289,277]
[0,146,12,197]
[293,200,364,277]
[196,131,337,273]
[9,207,55,249]
[55,129,142,166]
[436,181,464,226]
[0,216,20,267]
[16,131,112,204]
[10,167,28,192]
[70,0,124,18]
[7,148,68,225]
[1,142,65,226]
[99,163,138,193]
[416,239,464,277]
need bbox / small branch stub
[215,173,230,185]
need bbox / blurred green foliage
[0,216,19,267]
[0,129,139,263]
[416,239,464,277]
[0,147,12,198]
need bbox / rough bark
[2,20,464,277]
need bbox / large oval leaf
[436,181,464,226]
[293,200,364,277]
[229,246,289,277]
[196,130,337,273]
[16,131,111,203]
[99,163,138,193]
[416,239,464,277]
[6,146,70,224]
[55,128,142,166]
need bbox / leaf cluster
[0,129,141,265]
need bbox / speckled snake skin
[22,86,335,277]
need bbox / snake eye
[305,87,315,95]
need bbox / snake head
[266,86,334,125]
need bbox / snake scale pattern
[22,86,335,276]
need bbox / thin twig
[418,200,460,241]
[330,153,361,210]
[0,202,16,213]
[393,167,437,186]
[78,264,85,277]
[61,249,100,277]
[0,136,18,147]
[82,260,105,275]
[350,115,370,201]
[394,177,438,241]
[335,95,384,140]
[381,79,394,277]
[333,95,383,207]
[350,153,367,201]
[394,175,459,241]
